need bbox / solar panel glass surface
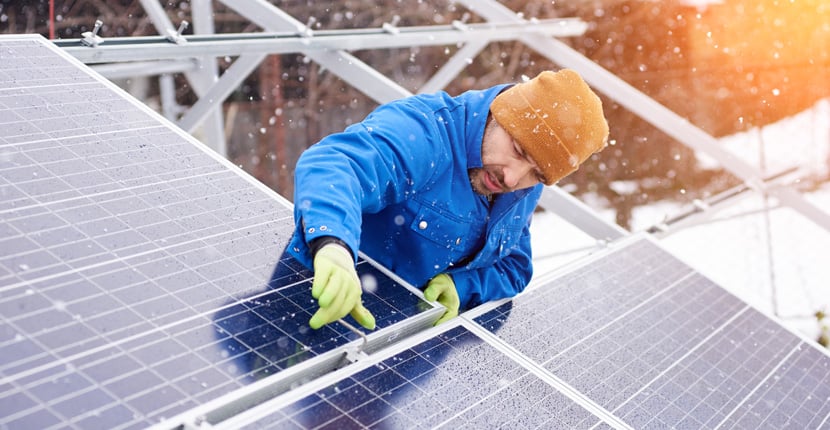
[0,37,429,430]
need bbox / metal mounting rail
[56,18,587,64]
[645,166,802,237]
[149,307,443,430]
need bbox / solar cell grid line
[0,128,245,210]
[213,323,615,430]
[609,302,799,429]
[3,220,336,422]
[566,271,749,407]
[4,250,428,428]
[0,133,253,264]
[0,178,288,291]
[712,321,830,429]
[472,234,830,429]
[1,35,434,429]
[472,238,698,368]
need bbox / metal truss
[56,0,585,159]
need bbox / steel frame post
[178,53,267,133]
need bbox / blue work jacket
[288,84,542,310]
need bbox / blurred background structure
[2,0,829,343]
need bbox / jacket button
[418,221,428,230]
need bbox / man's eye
[513,144,524,157]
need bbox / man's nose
[504,163,534,189]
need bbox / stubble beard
[469,168,489,197]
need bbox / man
[287,69,609,330]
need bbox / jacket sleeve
[289,99,447,267]
[448,216,535,310]
[446,185,541,309]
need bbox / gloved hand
[423,273,460,325]
[309,243,376,330]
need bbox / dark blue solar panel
[240,325,609,429]
[0,36,429,429]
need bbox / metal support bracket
[382,16,401,35]
[299,17,315,38]
[80,20,104,47]
[338,318,370,364]
[166,20,189,45]
[451,20,470,31]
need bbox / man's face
[469,118,546,197]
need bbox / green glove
[309,243,376,330]
[423,273,460,325]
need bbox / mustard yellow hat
[490,69,609,185]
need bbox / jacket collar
[461,84,511,169]
[492,186,534,212]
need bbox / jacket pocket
[409,203,475,252]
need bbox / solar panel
[474,237,830,429]
[212,324,616,429]
[0,35,433,429]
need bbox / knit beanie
[490,69,609,185]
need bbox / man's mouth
[482,171,502,193]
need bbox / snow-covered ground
[530,98,830,342]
